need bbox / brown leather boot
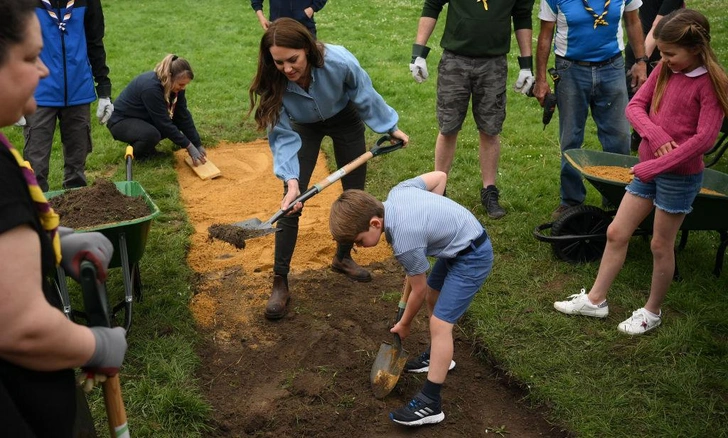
[265,275,290,320]
[331,256,372,282]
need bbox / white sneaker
[554,289,609,318]
[617,308,661,335]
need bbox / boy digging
[329,171,493,426]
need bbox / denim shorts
[625,172,703,214]
[436,51,507,135]
[426,237,493,324]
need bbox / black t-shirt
[0,145,75,437]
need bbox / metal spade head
[231,218,278,239]
[370,335,408,399]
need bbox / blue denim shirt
[267,44,399,182]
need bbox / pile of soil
[49,178,150,229]
[175,141,568,437]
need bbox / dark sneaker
[404,351,456,374]
[390,392,445,426]
[480,186,506,219]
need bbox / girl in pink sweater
[554,9,728,335]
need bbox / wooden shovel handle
[103,375,129,438]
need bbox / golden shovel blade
[370,341,408,399]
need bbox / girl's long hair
[652,9,728,117]
[154,54,194,104]
[247,18,325,131]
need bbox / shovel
[229,135,404,241]
[370,277,412,399]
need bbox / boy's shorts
[427,235,493,324]
[626,172,702,214]
[436,50,507,136]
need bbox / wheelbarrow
[47,146,161,331]
[534,149,728,276]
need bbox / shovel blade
[233,218,264,229]
[231,218,277,239]
[370,342,408,399]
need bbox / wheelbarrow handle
[267,135,404,226]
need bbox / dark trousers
[274,102,366,276]
[23,105,92,192]
[107,118,163,158]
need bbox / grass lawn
[2,0,726,436]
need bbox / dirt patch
[49,178,151,228]
[177,141,568,437]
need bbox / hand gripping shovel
[229,135,404,241]
[370,278,411,399]
[79,261,130,438]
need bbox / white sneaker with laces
[554,289,608,318]
[617,308,661,335]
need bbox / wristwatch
[636,56,649,64]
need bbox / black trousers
[274,102,366,276]
[108,117,163,158]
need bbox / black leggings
[274,102,366,276]
[108,118,163,157]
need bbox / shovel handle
[392,278,412,350]
[268,135,404,226]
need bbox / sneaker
[617,308,661,335]
[404,351,456,374]
[553,289,609,318]
[390,392,445,426]
[481,186,506,219]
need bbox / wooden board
[185,156,221,180]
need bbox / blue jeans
[626,173,703,214]
[555,56,631,206]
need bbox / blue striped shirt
[383,177,485,276]
[268,44,399,182]
[538,0,641,62]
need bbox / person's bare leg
[644,209,685,314]
[479,132,500,187]
[434,132,458,174]
[427,316,454,384]
[588,194,653,304]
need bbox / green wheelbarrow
[534,149,728,277]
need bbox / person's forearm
[514,28,533,57]
[415,17,437,46]
[535,23,554,82]
[625,11,646,59]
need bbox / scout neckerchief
[0,133,62,264]
[41,0,75,33]
[477,0,488,10]
[166,93,178,119]
[582,0,610,29]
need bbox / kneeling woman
[107,54,207,164]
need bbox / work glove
[186,143,207,165]
[80,326,127,386]
[96,97,114,125]
[15,116,26,126]
[513,56,535,96]
[60,230,114,282]
[409,43,431,83]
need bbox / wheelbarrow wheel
[551,205,611,263]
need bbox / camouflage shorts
[436,50,507,135]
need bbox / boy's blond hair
[329,190,384,244]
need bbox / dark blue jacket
[34,0,111,107]
[250,0,327,33]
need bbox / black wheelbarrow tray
[46,180,161,330]
[534,149,728,276]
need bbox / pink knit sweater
[626,62,724,182]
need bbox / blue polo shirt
[539,0,641,62]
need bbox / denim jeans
[555,56,631,206]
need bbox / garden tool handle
[392,278,412,350]
[268,135,404,225]
[125,146,134,182]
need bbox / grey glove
[60,231,114,282]
[83,326,127,376]
[186,143,207,165]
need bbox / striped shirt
[383,177,485,276]
[538,0,641,62]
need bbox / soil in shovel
[49,178,150,229]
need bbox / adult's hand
[282,179,302,214]
[532,80,551,106]
[15,116,26,126]
[409,57,428,83]
[513,56,535,95]
[96,97,114,125]
[186,143,207,165]
[60,231,114,282]
[629,61,648,91]
[304,6,314,18]
[83,326,127,377]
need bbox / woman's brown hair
[247,18,325,131]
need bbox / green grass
[2,0,727,436]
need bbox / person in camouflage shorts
[409,0,536,219]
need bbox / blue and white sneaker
[390,392,445,426]
[404,351,456,374]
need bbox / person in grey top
[329,171,493,427]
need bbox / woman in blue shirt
[248,17,409,320]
